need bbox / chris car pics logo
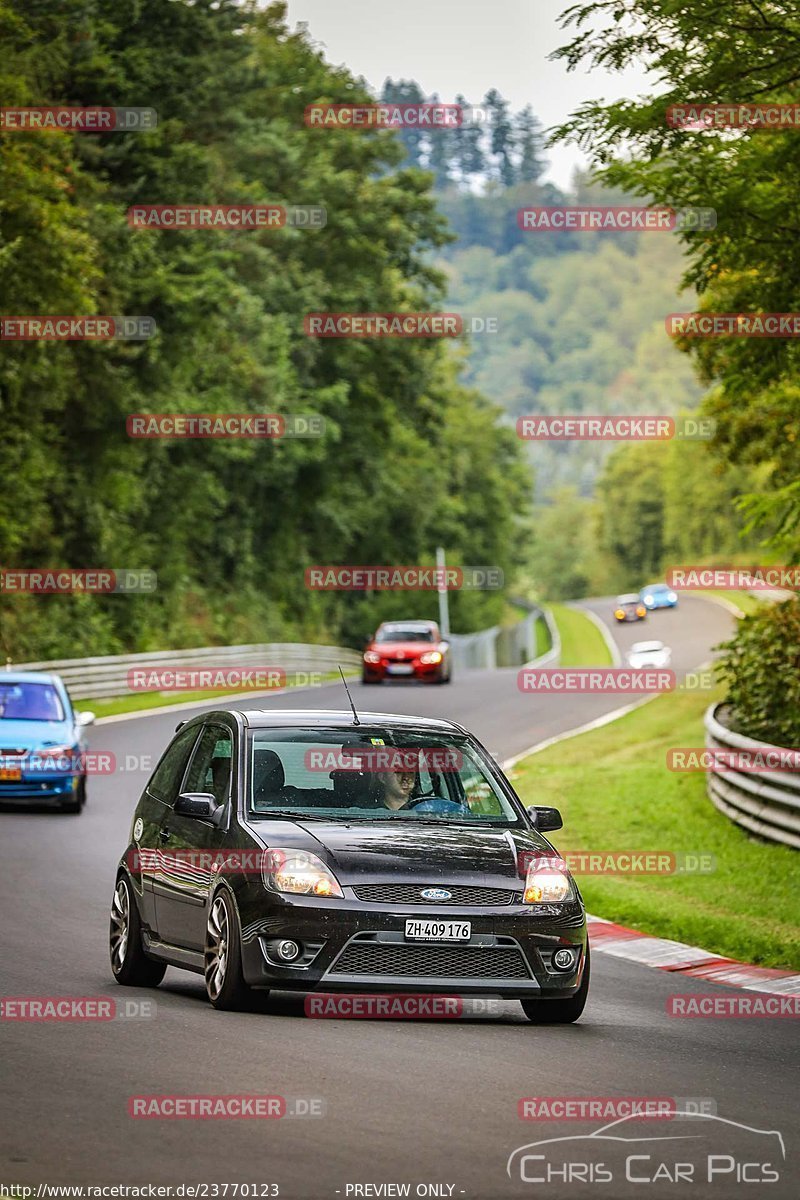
[507,1111,785,1186]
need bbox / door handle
[159,827,171,842]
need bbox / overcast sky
[283,0,654,189]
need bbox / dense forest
[3,0,795,662]
[0,0,529,660]
[376,79,767,598]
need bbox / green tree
[552,0,800,552]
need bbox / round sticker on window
[133,817,144,841]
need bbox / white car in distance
[626,640,672,669]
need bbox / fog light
[553,948,577,971]
[276,939,301,962]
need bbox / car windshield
[375,626,435,644]
[645,584,668,593]
[247,727,523,825]
[0,682,65,721]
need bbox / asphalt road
[1,595,797,1199]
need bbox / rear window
[0,682,65,722]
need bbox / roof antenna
[338,665,360,725]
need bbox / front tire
[204,889,252,1010]
[110,875,167,987]
[60,777,86,814]
[521,944,590,1024]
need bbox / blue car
[640,583,678,610]
[0,672,95,813]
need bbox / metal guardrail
[10,643,363,701]
[704,703,800,850]
[10,606,553,700]
[448,605,548,672]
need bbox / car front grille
[329,941,530,980]
[352,883,516,906]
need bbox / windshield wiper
[250,808,332,821]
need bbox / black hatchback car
[109,709,589,1022]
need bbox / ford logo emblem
[421,887,451,901]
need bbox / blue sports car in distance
[0,672,95,813]
[639,583,678,610]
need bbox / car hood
[250,820,554,887]
[369,641,439,654]
[0,718,76,751]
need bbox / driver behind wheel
[379,766,417,810]
[377,752,470,815]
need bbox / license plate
[0,767,22,781]
[386,663,413,675]
[405,919,471,942]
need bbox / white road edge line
[567,601,623,667]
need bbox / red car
[362,620,452,685]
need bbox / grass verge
[700,589,766,617]
[548,603,613,667]
[512,684,800,969]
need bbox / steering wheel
[403,793,466,812]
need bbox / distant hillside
[435,181,704,498]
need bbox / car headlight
[614,609,625,619]
[262,848,343,898]
[363,651,381,664]
[644,595,653,604]
[668,592,677,602]
[29,745,79,771]
[523,864,573,905]
[419,651,442,664]
[636,606,646,617]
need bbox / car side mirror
[175,792,223,823]
[76,711,95,727]
[530,806,563,832]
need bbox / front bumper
[238,891,587,998]
[0,775,80,802]
[362,661,443,683]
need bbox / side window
[147,725,201,804]
[183,725,234,806]
[460,753,502,815]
